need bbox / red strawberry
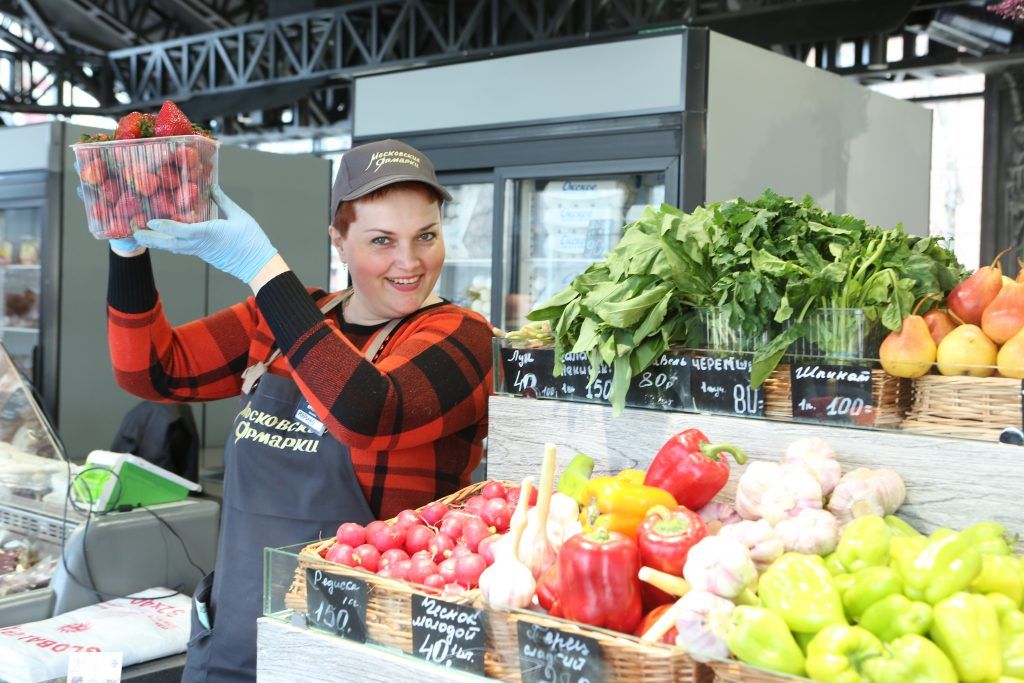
[79,159,106,185]
[174,146,200,171]
[114,112,154,140]
[129,214,149,231]
[157,164,181,190]
[87,201,109,223]
[100,179,121,204]
[106,216,132,239]
[114,192,143,219]
[131,171,160,197]
[174,182,200,212]
[154,101,193,137]
[190,123,213,139]
[148,192,175,218]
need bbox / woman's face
[331,186,445,324]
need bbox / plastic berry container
[71,136,220,240]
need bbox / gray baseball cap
[330,139,452,221]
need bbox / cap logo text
[364,150,421,173]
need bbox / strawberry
[131,170,160,197]
[79,132,111,143]
[100,179,121,205]
[79,159,106,185]
[174,146,200,172]
[87,201,109,223]
[156,164,181,190]
[129,214,149,231]
[190,123,213,139]
[174,183,200,213]
[106,216,133,239]
[154,101,193,137]
[114,112,155,140]
[114,192,143,219]
[148,192,175,218]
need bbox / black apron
[182,292,398,682]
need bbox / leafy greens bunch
[526,190,965,414]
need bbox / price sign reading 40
[791,364,874,427]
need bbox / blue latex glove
[133,185,278,283]
[74,167,140,255]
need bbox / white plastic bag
[0,588,191,683]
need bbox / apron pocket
[183,571,215,682]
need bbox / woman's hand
[133,185,278,283]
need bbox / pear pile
[880,249,1024,379]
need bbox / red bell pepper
[634,604,678,645]
[536,562,561,614]
[637,505,707,608]
[644,428,747,510]
[558,528,643,634]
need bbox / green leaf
[598,332,616,368]
[775,294,794,323]
[633,291,672,344]
[751,323,804,388]
[571,316,603,354]
[596,286,671,328]
[631,335,667,374]
[609,355,632,416]
[527,287,579,321]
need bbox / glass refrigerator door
[0,205,43,381]
[435,181,495,323]
[504,172,666,331]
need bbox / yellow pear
[879,315,936,378]
[936,324,997,377]
[1004,275,1016,286]
[998,328,1024,379]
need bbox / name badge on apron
[294,401,326,436]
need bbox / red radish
[376,566,398,579]
[325,543,356,567]
[380,548,409,568]
[506,485,538,509]
[352,544,381,573]
[443,583,468,598]
[421,501,448,526]
[407,558,438,584]
[438,557,458,584]
[439,513,469,540]
[336,522,365,547]
[428,534,456,562]
[394,509,424,529]
[405,525,435,555]
[411,550,434,562]
[365,521,405,552]
[478,535,502,565]
[463,495,486,512]
[461,518,493,552]
[480,498,512,532]
[450,545,474,558]
[481,481,506,500]
[454,553,487,588]
[391,560,412,581]
[422,574,446,589]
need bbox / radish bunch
[320,481,537,592]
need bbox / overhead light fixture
[925,8,1013,56]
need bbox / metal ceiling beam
[14,0,63,52]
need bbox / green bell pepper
[884,515,921,538]
[931,592,1003,682]
[806,624,883,683]
[836,516,892,573]
[725,605,806,676]
[861,634,957,683]
[859,594,932,642]
[964,521,1012,556]
[823,552,846,576]
[836,566,903,622]
[555,452,594,504]
[758,552,846,635]
[895,529,982,604]
[988,593,1024,678]
[972,553,1024,605]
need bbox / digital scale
[72,450,202,512]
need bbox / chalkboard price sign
[499,347,691,411]
[410,595,486,675]
[517,621,604,683]
[791,364,874,426]
[688,355,764,417]
[304,568,367,643]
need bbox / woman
[104,139,493,682]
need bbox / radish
[478,535,502,565]
[506,485,538,509]
[408,557,438,584]
[438,557,458,584]
[335,522,365,547]
[460,517,492,552]
[421,501,448,526]
[439,512,469,540]
[325,543,356,567]
[422,574,446,589]
[450,544,474,558]
[405,525,435,555]
[454,553,487,588]
[380,548,409,568]
[481,481,506,500]
[463,495,486,513]
[428,533,456,562]
[394,509,424,529]
[480,498,511,532]
[391,560,412,581]
[352,544,381,573]
[365,520,405,552]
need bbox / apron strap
[240,290,425,395]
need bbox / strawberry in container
[71,101,220,239]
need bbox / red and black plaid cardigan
[106,250,493,519]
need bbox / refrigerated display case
[436,177,495,320]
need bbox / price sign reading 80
[688,356,764,417]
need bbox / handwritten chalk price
[304,568,367,643]
[411,595,486,675]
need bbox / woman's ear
[328,225,344,260]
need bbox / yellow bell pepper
[580,470,677,540]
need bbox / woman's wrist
[110,244,147,258]
[248,253,291,294]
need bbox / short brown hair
[331,181,443,238]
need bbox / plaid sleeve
[106,249,259,401]
[256,271,493,451]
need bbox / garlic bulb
[697,501,742,535]
[827,468,906,524]
[518,444,558,578]
[718,520,784,572]
[738,462,822,525]
[672,590,735,662]
[479,478,536,608]
[782,437,842,495]
[774,508,840,555]
[682,536,757,601]
[735,462,786,520]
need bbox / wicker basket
[762,365,911,429]
[900,374,1021,440]
[709,660,806,682]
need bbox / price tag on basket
[688,355,764,417]
[791,364,874,426]
[410,595,486,675]
[304,568,367,643]
[517,621,604,683]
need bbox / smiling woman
[102,138,493,683]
